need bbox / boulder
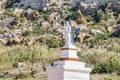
[76,10,87,24]
[0,38,6,43]
[49,12,61,22]
[78,33,88,43]
[79,25,88,31]
[118,53,120,59]
[6,34,20,46]
[41,21,50,28]
[111,24,120,37]
[3,33,11,39]
[20,38,35,46]
[52,22,61,28]
[1,17,15,27]
[13,8,23,14]
[56,27,63,35]
[106,26,114,33]
[90,29,104,35]
[70,20,77,27]
[25,9,40,21]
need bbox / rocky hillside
[0,0,120,46]
[0,0,120,80]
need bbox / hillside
[0,0,120,80]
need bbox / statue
[63,21,72,45]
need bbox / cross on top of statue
[63,21,72,45]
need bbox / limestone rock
[25,9,40,21]
[76,10,87,24]
[56,27,63,35]
[0,17,15,27]
[0,38,6,43]
[6,35,20,46]
[49,12,61,22]
[106,26,114,33]
[111,24,120,37]
[90,29,104,35]
[70,20,77,27]
[13,8,24,14]
[52,22,61,28]
[3,33,11,39]
[78,33,89,43]
[20,38,35,46]
[79,25,88,31]
[41,21,50,28]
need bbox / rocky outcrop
[6,34,20,46]
[20,38,35,46]
[90,29,104,35]
[78,33,89,43]
[76,10,87,24]
[25,9,40,21]
[0,17,15,27]
[106,26,115,33]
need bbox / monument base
[47,61,92,80]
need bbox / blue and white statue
[63,21,72,45]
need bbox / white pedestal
[59,44,79,61]
[47,61,92,80]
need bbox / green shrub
[46,37,59,48]
[46,37,65,48]
[0,45,59,64]
[22,28,46,36]
[14,73,32,79]
[79,53,107,65]
[89,34,109,45]
[86,15,93,22]
[107,46,120,53]
[22,30,32,36]
[93,55,120,73]
[42,12,50,21]
[32,28,46,35]
[65,11,78,20]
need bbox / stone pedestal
[47,61,92,80]
[47,44,92,80]
[59,44,79,61]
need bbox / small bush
[46,37,59,48]
[65,11,78,20]
[14,73,32,79]
[79,53,106,65]
[22,30,32,36]
[93,55,120,73]
[46,37,65,48]
[22,28,46,36]
[107,46,120,53]
[89,34,109,45]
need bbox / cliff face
[4,0,66,9]
[3,0,119,10]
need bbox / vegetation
[0,45,59,64]
[46,37,65,48]
[93,54,120,73]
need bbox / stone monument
[47,21,92,80]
